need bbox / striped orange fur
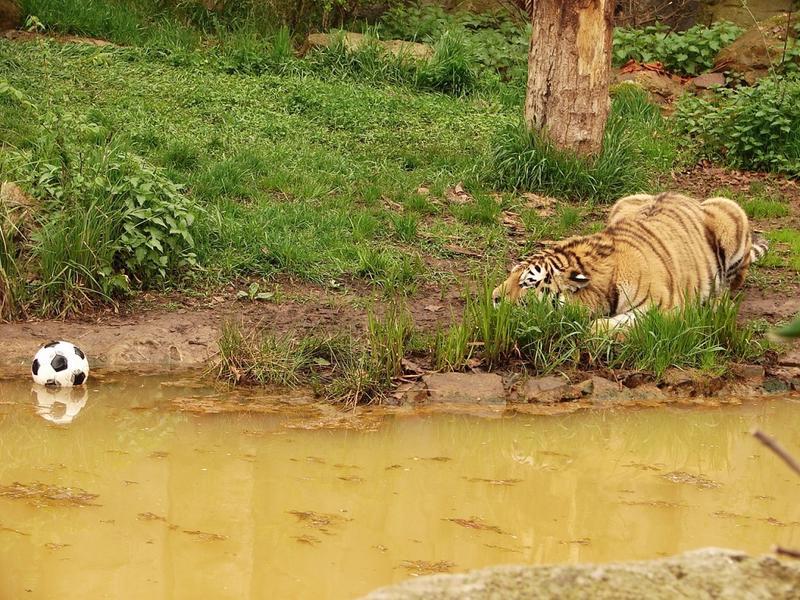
[492,192,768,331]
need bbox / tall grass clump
[416,30,477,95]
[435,284,761,377]
[19,0,150,44]
[608,296,762,376]
[0,210,24,321]
[487,87,673,200]
[215,306,415,404]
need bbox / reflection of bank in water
[31,385,89,425]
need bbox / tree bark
[524,0,615,156]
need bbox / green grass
[486,86,678,201]
[216,305,414,404]
[433,286,763,379]
[714,185,791,220]
[763,229,800,270]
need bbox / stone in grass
[778,349,800,368]
[423,373,505,405]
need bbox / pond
[0,376,799,599]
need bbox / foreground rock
[361,548,800,600]
[302,31,433,60]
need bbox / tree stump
[524,0,614,156]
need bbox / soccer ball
[32,385,88,425]
[31,341,90,387]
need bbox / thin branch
[752,429,800,478]
[775,546,800,560]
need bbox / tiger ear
[569,271,590,288]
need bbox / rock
[392,381,428,405]
[0,0,20,32]
[612,71,685,104]
[360,548,800,600]
[778,349,800,368]
[762,377,791,394]
[520,375,570,403]
[423,372,505,405]
[731,363,766,380]
[580,376,622,403]
[700,0,793,29]
[303,32,433,61]
[715,15,797,84]
[688,72,725,90]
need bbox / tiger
[492,191,769,332]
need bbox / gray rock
[520,375,570,403]
[689,72,725,90]
[360,548,800,600]
[581,376,622,403]
[423,372,505,405]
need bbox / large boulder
[302,31,433,60]
[361,548,800,600]
[715,14,798,84]
[0,0,19,32]
[701,0,793,29]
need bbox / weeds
[216,305,414,403]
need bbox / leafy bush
[674,76,800,176]
[613,21,743,76]
[1,113,197,314]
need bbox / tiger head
[492,252,590,307]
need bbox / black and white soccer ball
[31,341,90,387]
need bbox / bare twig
[776,546,800,559]
[752,429,800,477]
[779,8,795,72]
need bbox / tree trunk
[524,0,615,156]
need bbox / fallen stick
[752,429,800,478]
[776,546,800,560]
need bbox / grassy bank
[216,291,766,403]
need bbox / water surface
[0,377,799,599]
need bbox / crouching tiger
[492,192,769,332]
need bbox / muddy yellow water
[0,377,799,599]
